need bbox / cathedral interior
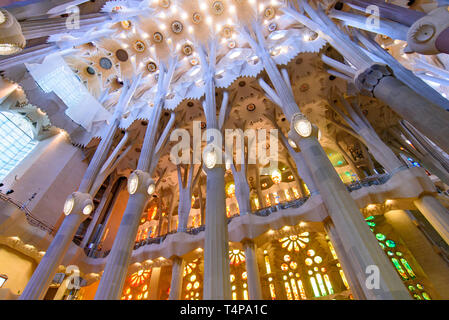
[0,0,449,301]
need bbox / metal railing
[0,193,55,235]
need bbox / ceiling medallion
[299,83,310,92]
[190,58,199,66]
[212,1,224,15]
[121,20,131,30]
[246,103,256,112]
[153,32,163,43]
[86,66,96,75]
[182,44,193,56]
[159,0,170,8]
[221,26,233,39]
[268,22,277,32]
[133,40,146,52]
[116,49,128,62]
[227,40,236,49]
[99,57,113,69]
[171,20,183,34]
[264,7,276,20]
[192,12,202,24]
[147,61,158,73]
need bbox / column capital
[354,63,392,97]
[127,169,155,196]
[63,191,93,219]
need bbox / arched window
[0,111,37,181]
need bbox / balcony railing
[0,193,55,235]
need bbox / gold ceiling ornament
[159,0,170,9]
[212,1,225,15]
[190,57,199,66]
[153,32,163,43]
[227,40,236,49]
[182,44,193,56]
[147,61,158,73]
[221,26,233,39]
[264,6,276,20]
[0,9,25,56]
[121,20,132,30]
[192,12,202,24]
[133,40,146,52]
[171,20,183,34]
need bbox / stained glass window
[229,249,248,300]
[0,112,37,181]
[182,258,203,300]
[365,216,431,300]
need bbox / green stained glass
[386,240,396,248]
[391,258,408,280]
[387,251,394,256]
[370,228,374,232]
[413,294,422,300]
[376,233,386,241]
[396,252,403,257]
[400,258,416,279]
[365,216,375,221]
[367,222,376,227]
[408,285,415,291]
[422,292,431,300]
[379,242,386,250]
[416,284,424,290]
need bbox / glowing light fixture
[63,195,75,215]
[292,114,313,138]
[203,147,218,169]
[128,172,139,194]
[147,183,155,195]
[83,203,93,215]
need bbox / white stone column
[168,256,185,300]
[324,219,366,300]
[292,127,411,300]
[242,240,262,300]
[203,166,231,300]
[414,195,449,245]
[20,210,85,300]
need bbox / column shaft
[94,192,148,299]
[20,213,83,300]
[203,167,231,299]
[297,135,411,299]
[324,220,366,300]
[243,240,263,300]
[168,256,185,300]
[373,76,449,154]
[413,195,449,245]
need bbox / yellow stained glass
[243,290,249,300]
[316,273,327,296]
[232,292,237,300]
[339,270,349,289]
[269,283,276,300]
[323,274,334,295]
[265,255,271,274]
[290,278,300,300]
[297,280,307,300]
[284,282,293,300]
[310,277,320,297]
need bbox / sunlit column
[242,239,262,300]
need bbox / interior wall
[3,133,87,226]
[0,244,36,295]
[101,188,129,252]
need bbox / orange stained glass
[242,272,247,280]
[269,283,276,300]
[265,194,272,206]
[264,255,271,274]
[290,278,300,300]
[297,280,307,300]
[292,187,300,198]
[226,206,231,218]
[284,189,291,201]
[284,282,293,300]
[129,269,151,287]
[279,233,310,252]
[149,206,158,220]
[229,249,246,265]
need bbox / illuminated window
[265,194,271,207]
[279,233,310,252]
[182,258,203,300]
[0,112,37,180]
[229,249,248,300]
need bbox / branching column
[95,61,177,300]
[198,41,231,300]
[19,75,142,300]
[240,23,410,299]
